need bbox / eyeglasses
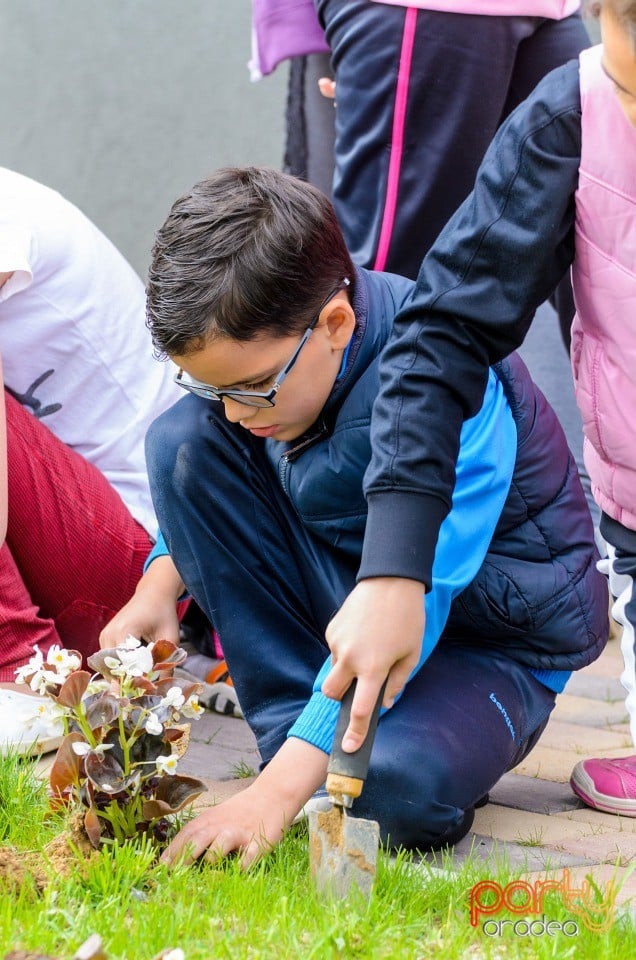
[174,278,351,408]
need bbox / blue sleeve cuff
[529,668,572,694]
[143,528,170,573]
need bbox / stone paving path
[175,629,636,906]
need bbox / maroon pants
[0,391,152,679]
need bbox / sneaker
[175,655,243,719]
[293,787,331,825]
[204,660,243,719]
[570,755,636,816]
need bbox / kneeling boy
[143,167,607,866]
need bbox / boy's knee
[145,395,210,494]
[356,745,474,850]
[145,401,183,472]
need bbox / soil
[0,847,47,893]
[0,812,96,895]
[42,812,97,877]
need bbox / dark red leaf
[84,806,103,848]
[150,639,181,664]
[84,750,126,793]
[154,677,202,700]
[49,731,84,796]
[52,670,91,708]
[84,693,119,730]
[142,775,207,818]
[86,649,120,682]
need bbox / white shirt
[0,168,181,536]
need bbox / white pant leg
[599,542,636,745]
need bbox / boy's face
[601,3,636,126]
[171,290,355,443]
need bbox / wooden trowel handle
[326,679,387,802]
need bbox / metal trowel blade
[308,803,380,899]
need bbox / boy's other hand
[161,738,327,869]
[323,577,424,752]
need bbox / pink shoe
[570,755,636,816]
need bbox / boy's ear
[321,298,356,349]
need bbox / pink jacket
[571,46,636,528]
[375,1,578,14]
[250,1,579,76]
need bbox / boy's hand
[323,577,425,752]
[161,739,327,869]
[99,555,184,649]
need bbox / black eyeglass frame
[174,278,351,408]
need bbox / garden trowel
[308,679,385,899]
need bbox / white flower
[181,695,204,719]
[14,646,44,685]
[160,686,185,710]
[28,701,68,728]
[30,668,64,695]
[13,647,62,693]
[10,696,66,741]
[156,754,179,776]
[121,634,142,650]
[45,645,81,675]
[85,679,111,696]
[117,645,154,678]
[72,740,114,757]
[145,713,163,736]
[103,644,154,679]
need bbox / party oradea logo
[469,869,617,936]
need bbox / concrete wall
[0,1,287,276]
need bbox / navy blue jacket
[361,61,584,588]
[264,265,606,752]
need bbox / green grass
[0,755,635,959]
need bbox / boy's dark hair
[146,167,355,357]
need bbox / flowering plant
[15,637,207,848]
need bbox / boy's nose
[222,396,257,423]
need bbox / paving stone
[606,722,633,739]
[179,712,260,780]
[513,744,635,782]
[554,807,636,833]
[178,737,259,780]
[577,643,624,679]
[488,773,581,815]
[189,711,258,753]
[194,776,254,808]
[421,833,596,872]
[524,863,636,908]
[551,694,628,728]
[536,719,631,753]
[555,833,636,865]
[562,672,625,702]
[474,804,636,864]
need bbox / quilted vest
[571,45,636,530]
